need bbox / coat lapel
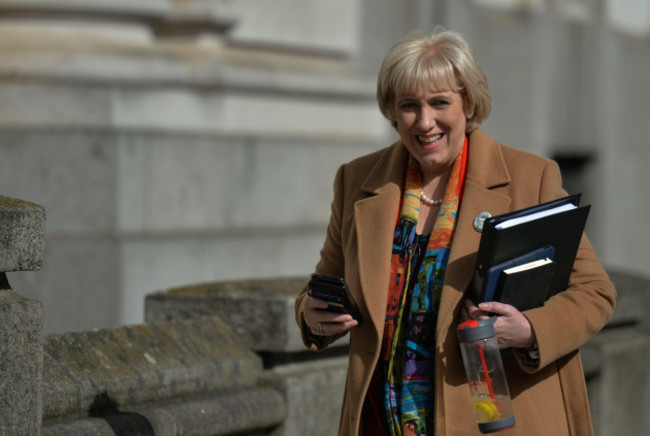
[354,142,407,336]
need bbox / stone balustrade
[145,278,350,435]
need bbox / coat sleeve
[295,164,348,351]
[517,160,617,372]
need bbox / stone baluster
[0,195,46,435]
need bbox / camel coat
[295,129,616,436]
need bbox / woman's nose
[417,106,435,131]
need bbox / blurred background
[0,0,648,334]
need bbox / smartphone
[308,274,363,326]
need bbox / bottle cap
[457,316,497,343]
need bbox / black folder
[474,194,590,303]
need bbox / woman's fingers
[478,301,535,349]
[461,299,535,348]
[477,301,513,316]
[311,317,359,336]
[303,295,358,336]
[463,298,489,320]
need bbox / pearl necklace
[420,190,443,206]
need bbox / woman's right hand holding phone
[303,294,359,337]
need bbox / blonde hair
[376,26,491,133]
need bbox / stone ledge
[42,388,286,436]
[0,42,375,98]
[0,0,238,32]
[0,0,170,20]
[146,277,332,354]
[42,316,262,422]
[0,195,46,272]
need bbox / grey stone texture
[581,270,650,436]
[585,328,650,436]
[146,277,349,435]
[42,382,287,436]
[0,195,45,435]
[41,313,289,435]
[262,357,348,436]
[0,195,46,272]
[0,286,44,436]
[42,387,285,436]
[42,316,263,422]
[603,270,650,329]
[37,276,351,436]
[1,26,380,333]
[146,277,327,353]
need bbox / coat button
[473,211,491,232]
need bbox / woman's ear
[463,97,474,120]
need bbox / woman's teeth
[417,134,442,144]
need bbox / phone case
[308,274,363,325]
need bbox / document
[495,203,576,229]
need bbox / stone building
[0,0,648,336]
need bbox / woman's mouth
[417,133,443,145]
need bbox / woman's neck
[421,166,452,201]
[415,168,449,235]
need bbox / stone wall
[145,277,350,436]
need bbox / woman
[295,27,615,436]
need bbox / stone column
[0,195,46,435]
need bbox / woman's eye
[431,100,449,107]
[400,102,417,110]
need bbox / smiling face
[394,85,471,177]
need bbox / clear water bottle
[457,317,516,434]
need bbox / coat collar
[353,130,516,339]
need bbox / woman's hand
[303,295,359,337]
[461,298,536,349]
